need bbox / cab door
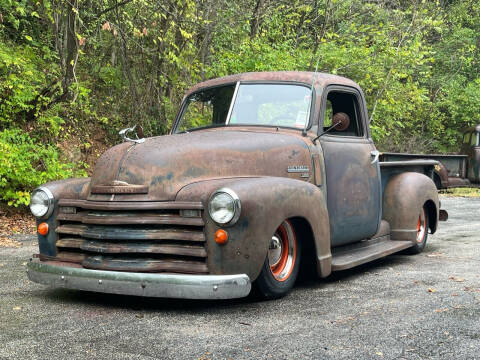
[319,86,381,247]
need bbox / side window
[323,91,364,137]
[463,132,471,144]
[323,100,333,127]
[471,132,479,146]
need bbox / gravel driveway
[1,196,479,360]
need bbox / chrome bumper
[27,260,251,299]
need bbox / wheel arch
[424,199,438,234]
[383,172,439,243]
[289,216,319,280]
[176,177,332,280]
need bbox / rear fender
[176,177,331,280]
[382,172,439,242]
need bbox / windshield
[175,83,312,133]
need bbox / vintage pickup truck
[27,71,448,299]
[380,126,480,189]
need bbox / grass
[439,187,480,197]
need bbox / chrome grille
[50,199,208,274]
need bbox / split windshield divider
[225,81,240,125]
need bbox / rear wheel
[406,206,429,254]
[254,220,301,298]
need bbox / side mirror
[332,112,350,131]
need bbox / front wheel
[406,206,429,254]
[253,220,301,299]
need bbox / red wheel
[416,208,427,243]
[254,220,301,298]
[407,206,429,254]
[268,221,297,281]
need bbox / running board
[331,238,413,271]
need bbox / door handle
[370,150,380,164]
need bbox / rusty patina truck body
[27,72,447,299]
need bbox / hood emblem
[119,125,145,144]
[287,165,309,173]
[91,181,149,194]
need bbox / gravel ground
[0,196,479,360]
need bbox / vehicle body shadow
[41,287,256,312]
[38,252,419,311]
[296,253,414,289]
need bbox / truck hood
[87,129,312,201]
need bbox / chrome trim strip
[27,260,251,299]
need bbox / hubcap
[268,235,282,267]
[268,221,297,282]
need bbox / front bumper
[27,260,251,299]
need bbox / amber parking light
[37,222,49,236]
[215,229,228,245]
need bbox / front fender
[383,172,439,242]
[176,177,331,280]
[33,177,91,256]
[40,177,91,200]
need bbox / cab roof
[184,71,361,98]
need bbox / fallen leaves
[331,316,356,324]
[0,209,35,247]
[427,252,446,258]
[463,286,480,293]
[427,288,436,293]
[0,210,35,235]
[448,276,465,282]
[0,237,22,248]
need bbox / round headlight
[29,187,54,218]
[208,188,241,225]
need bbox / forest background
[0,0,479,208]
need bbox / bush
[0,128,86,207]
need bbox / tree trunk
[62,0,78,98]
[250,0,265,39]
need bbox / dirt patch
[0,209,35,248]
[57,125,111,175]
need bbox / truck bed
[380,152,470,188]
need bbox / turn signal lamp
[37,222,49,236]
[215,229,228,245]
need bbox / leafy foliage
[0,129,86,206]
[1,0,480,209]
